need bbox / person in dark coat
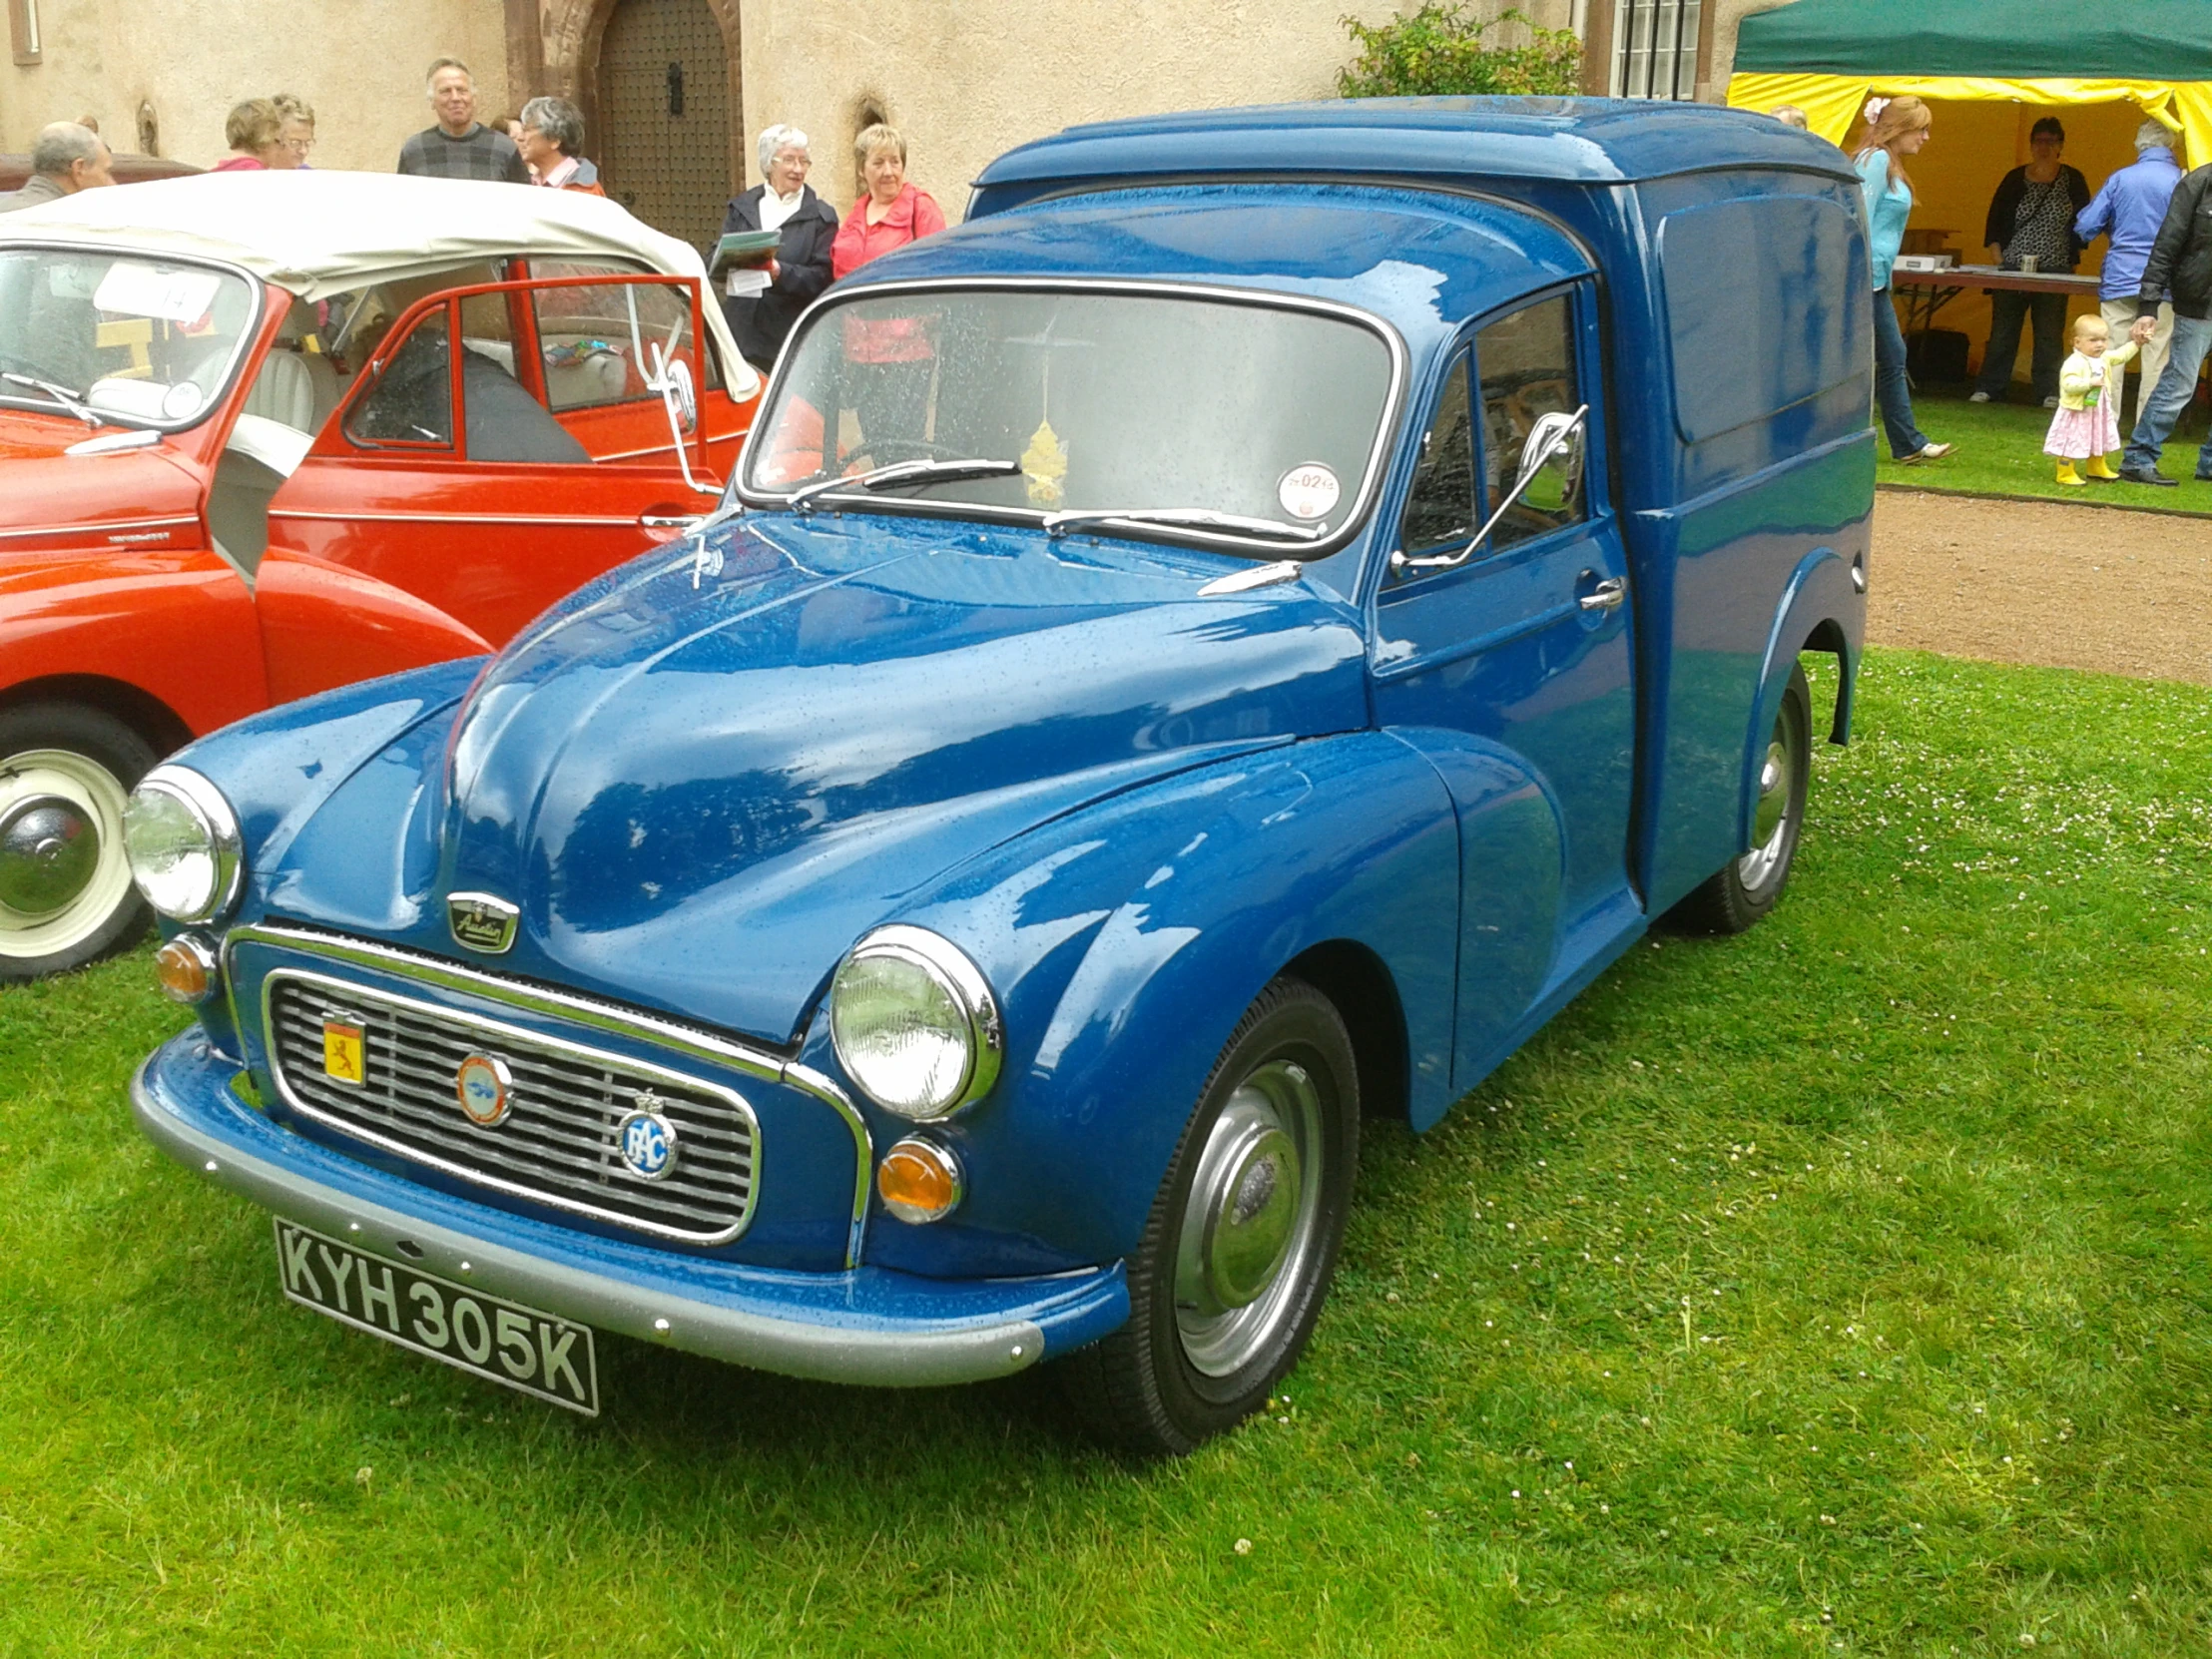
[1970,117,2091,407]
[717,124,839,372]
[2119,155,2212,486]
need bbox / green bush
[1338,3,1583,99]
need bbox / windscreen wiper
[1,371,100,427]
[786,457,1019,513]
[1040,506,1330,543]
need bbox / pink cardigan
[830,184,946,279]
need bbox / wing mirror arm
[1389,404,1588,575]
[647,340,724,499]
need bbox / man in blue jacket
[2077,121,2182,427]
[2118,146,2212,487]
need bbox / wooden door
[596,0,737,255]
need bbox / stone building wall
[533,0,1577,219]
[0,0,511,172]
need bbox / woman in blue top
[1856,97,1952,463]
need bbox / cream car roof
[2,170,756,395]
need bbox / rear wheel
[1060,976,1360,1455]
[1671,663,1812,934]
[0,703,159,982]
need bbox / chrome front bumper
[131,1033,1128,1389]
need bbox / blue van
[124,99,1871,1453]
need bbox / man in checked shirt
[396,57,530,185]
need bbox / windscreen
[0,249,260,428]
[744,287,1394,548]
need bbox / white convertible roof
[3,171,756,389]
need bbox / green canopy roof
[1733,0,2212,83]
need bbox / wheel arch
[0,674,194,759]
[1743,547,1862,843]
[1283,938,1410,1126]
[877,730,1458,1269]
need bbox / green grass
[3,649,2210,1656]
[1876,386,2212,509]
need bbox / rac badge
[447,891,519,954]
[455,1054,513,1127]
[617,1097,679,1182]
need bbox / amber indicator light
[154,935,216,1004]
[876,1138,963,1224]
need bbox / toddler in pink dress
[2043,314,2136,484]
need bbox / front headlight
[829,925,1002,1120]
[122,765,244,924]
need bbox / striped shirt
[396,124,530,184]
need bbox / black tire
[1670,663,1812,935]
[1059,975,1360,1455]
[0,701,160,982]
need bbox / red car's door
[255,274,749,705]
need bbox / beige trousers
[2103,296,2176,417]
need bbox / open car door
[254,273,743,704]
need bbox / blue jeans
[1974,289,2069,402]
[2122,312,2212,478]
[1872,288,1931,460]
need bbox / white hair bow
[1864,96,1891,123]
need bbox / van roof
[972,97,1861,199]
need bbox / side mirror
[1391,403,1589,576]
[1515,409,1580,493]
[649,346,699,434]
[646,339,721,499]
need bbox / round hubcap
[0,750,135,962]
[1173,1059,1325,1380]
[1737,720,1797,889]
[0,796,101,916]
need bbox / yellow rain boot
[2056,460,2084,486]
[2085,454,2119,480]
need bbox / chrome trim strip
[221,921,874,1266]
[0,514,200,544]
[131,1059,1044,1387]
[737,275,1408,559]
[268,509,643,527]
[263,965,763,1246]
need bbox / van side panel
[1625,430,1873,913]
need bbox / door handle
[640,513,705,531]
[1579,575,1626,612]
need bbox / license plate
[274,1220,598,1415]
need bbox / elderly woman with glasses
[716,123,841,370]
[515,96,605,195]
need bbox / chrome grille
[264,969,759,1245]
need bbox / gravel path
[1871,488,2212,686]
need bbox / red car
[0,171,759,978]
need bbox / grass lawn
[1876,385,2212,511]
[2,649,2209,1656]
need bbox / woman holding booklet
[716,124,840,371]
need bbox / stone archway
[540,0,743,252]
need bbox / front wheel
[0,702,160,982]
[1670,662,1812,934]
[1059,976,1360,1455]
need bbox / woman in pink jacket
[830,125,945,278]
[830,124,945,463]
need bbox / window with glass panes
[1609,0,1700,101]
